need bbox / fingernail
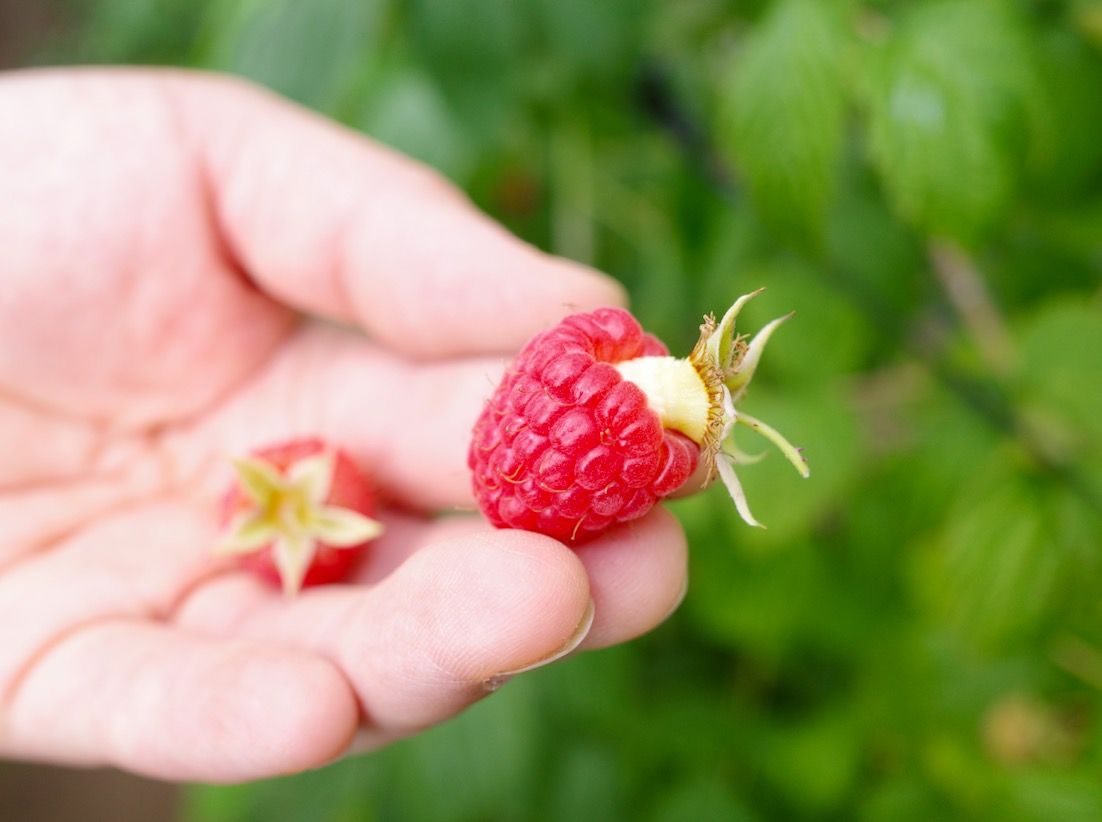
[494,598,595,677]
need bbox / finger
[176,510,685,685]
[0,500,220,692]
[0,425,183,569]
[174,528,593,740]
[0,394,103,488]
[177,509,685,660]
[167,72,625,357]
[172,324,501,510]
[572,507,688,649]
[0,473,153,570]
[349,511,490,586]
[170,509,446,634]
[1,620,358,782]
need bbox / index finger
[166,71,625,356]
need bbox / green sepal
[309,507,384,546]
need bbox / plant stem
[929,239,1015,376]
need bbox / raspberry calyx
[615,289,810,527]
[216,446,383,596]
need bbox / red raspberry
[469,308,699,542]
[216,437,383,596]
[469,293,810,543]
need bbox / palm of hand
[0,70,687,782]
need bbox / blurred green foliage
[37,0,1102,817]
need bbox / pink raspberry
[468,292,810,543]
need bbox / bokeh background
[5,0,1102,819]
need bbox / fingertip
[215,649,359,780]
[572,507,689,650]
[321,527,593,732]
[1,621,361,783]
[480,250,629,351]
[531,253,629,314]
[354,236,630,357]
[387,528,593,681]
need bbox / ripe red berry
[216,437,383,596]
[469,308,697,542]
[469,292,809,543]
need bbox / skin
[0,69,689,783]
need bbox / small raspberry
[215,437,383,596]
[468,292,809,542]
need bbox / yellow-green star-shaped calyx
[215,452,383,596]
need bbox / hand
[0,69,688,782]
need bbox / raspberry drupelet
[468,291,810,543]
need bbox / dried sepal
[735,411,810,478]
[688,291,809,527]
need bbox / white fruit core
[614,356,712,444]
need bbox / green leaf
[546,746,626,822]
[382,677,542,820]
[186,755,386,822]
[860,778,947,822]
[938,484,1058,645]
[1073,0,1102,50]
[717,0,848,243]
[204,0,385,113]
[865,0,1039,241]
[357,68,476,182]
[917,460,1097,649]
[733,261,874,385]
[67,0,208,64]
[407,0,524,141]
[650,777,758,822]
[1027,31,1102,199]
[680,506,822,657]
[531,0,647,85]
[759,710,861,813]
[995,772,1102,822]
[408,0,524,75]
[1015,298,1102,448]
[826,181,928,324]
